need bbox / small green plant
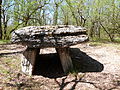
[114,37,120,43]
[67,66,80,76]
[89,42,103,46]
[0,40,10,44]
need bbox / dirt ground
[0,43,120,90]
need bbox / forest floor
[0,42,120,90]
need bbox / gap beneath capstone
[32,48,64,78]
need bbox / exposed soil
[0,43,120,90]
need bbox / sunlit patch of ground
[0,43,120,90]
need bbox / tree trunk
[0,0,2,39]
[89,21,95,39]
[3,10,7,39]
[100,22,114,42]
[53,4,58,25]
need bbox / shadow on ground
[33,48,104,78]
[70,48,104,73]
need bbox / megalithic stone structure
[11,25,88,75]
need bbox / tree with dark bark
[0,0,2,39]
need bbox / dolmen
[11,25,88,75]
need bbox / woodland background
[0,0,119,42]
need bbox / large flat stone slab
[11,25,88,48]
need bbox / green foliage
[0,40,10,44]
[0,0,119,42]
[114,37,120,43]
[89,42,104,46]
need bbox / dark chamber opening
[32,48,104,78]
[32,53,64,78]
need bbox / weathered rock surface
[11,25,88,48]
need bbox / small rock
[0,87,3,90]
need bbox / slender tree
[0,0,2,39]
[53,0,63,25]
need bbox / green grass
[0,40,10,44]
[104,43,120,49]
[89,42,104,46]
[114,37,120,43]
[88,41,120,51]
[89,35,120,43]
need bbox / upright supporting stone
[21,48,40,75]
[56,47,73,73]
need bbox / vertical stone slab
[21,48,40,75]
[56,47,73,73]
